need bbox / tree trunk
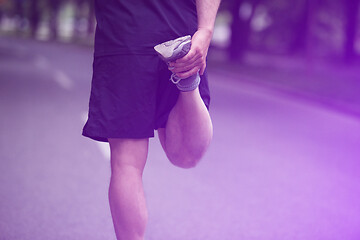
[29,0,40,38]
[228,0,260,61]
[228,0,244,60]
[87,0,95,36]
[289,0,311,54]
[49,0,61,40]
[344,0,360,62]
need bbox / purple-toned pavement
[0,37,360,240]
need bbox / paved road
[1,37,360,240]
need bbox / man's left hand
[168,28,212,78]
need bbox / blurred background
[1,0,360,239]
[1,0,360,114]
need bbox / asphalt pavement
[0,36,360,240]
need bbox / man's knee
[169,156,200,169]
[165,136,212,169]
[167,150,205,169]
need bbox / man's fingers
[175,61,205,79]
[168,41,207,76]
[200,64,206,75]
[170,58,203,73]
[175,66,200,79]
[176,46,202,64]
[169,51,196,67]
[170,52,202,69]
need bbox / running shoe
[154,35,200,92]
[154,35,192,62]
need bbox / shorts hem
[82,131,155,143]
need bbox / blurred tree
[73,0,95,39]
[87,0,95,36]
[343,0,359,61]
[228,0,261,60]
[14,0,25,31]
[29,0,40,38]
[222,0,359,61]
[288,0,311,54]
[0,0,5,20]
[228,0,243,60]
[48,0,61,40]
[259,0,312,54]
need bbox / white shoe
[154,35,191,62]
[154,35,200,92]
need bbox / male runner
[82,0,221,239]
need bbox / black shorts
[82,54,210,142]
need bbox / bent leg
[158,87,213,168]
[108,138,149,240]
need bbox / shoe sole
[154,35,192,62]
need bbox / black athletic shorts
[82,54,210,142]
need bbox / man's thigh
[108,138,149,171]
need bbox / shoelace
[170,73,181,84]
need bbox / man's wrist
[197,27,214,36]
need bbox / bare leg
[108,138,149,240]
[158,87,213,168]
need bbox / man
[82,0,221,239]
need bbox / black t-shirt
[94,0,198,56]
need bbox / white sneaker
[154,35,191,62]
[154,35,200,92]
